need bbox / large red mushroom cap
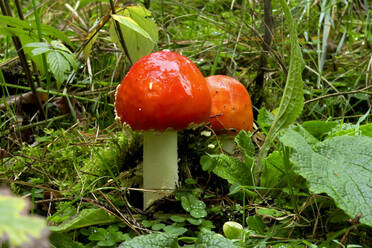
[206,75,253,134]
[115,51,211,131]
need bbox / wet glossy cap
[115,51,211,131]
[206,75,253,134]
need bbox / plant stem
[0,0,46,119]
[143,131,178,209]
[31,0,51,87]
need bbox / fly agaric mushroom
[115,51,211,209]
[206,75,253,153]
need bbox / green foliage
[194,229,238,248]
[200,154,253,186]
[109,5,158,63]
[280,127,372,226]
[119,232,178,248]
[49,208,118,233]
[256,0,305,175]
[86,225,128,247]
[0,189,47,247]
[179,193,207,219]
[26,41,77,89]
[265,0,305,137]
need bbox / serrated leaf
[118,233,178,248]
[49,208,117,232]
[280,129,372,226]
[47,50,71,87]
[195,229,238,248]
[0,189,47,246]
[60,51,78,71]
[235,130,255,158]
[205,154,253,186]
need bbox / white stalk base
[143,131,178,209]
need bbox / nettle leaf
[47,50,70,86]
[202,154,253,186]
[118,232,178,248]
[0,189,47,247]
[195,229,238,248]
[110,5,158,63]
[280,129,372,226]
[49,208,117,232]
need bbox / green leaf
[163,225,187,236]
[49,208,117,232]
[111,15,153,41]
[50,232,85,248]
[0,15,32,29]
[280,129,372,226]
[47,50,71,87]
[203,154,253,186]
[256,0,304,175]
[246,215,265,235]
[261,151,285,188]
[39,23,73,46]
[195,229,238,248]
[360,123,372,138]
[110,5,158,63]
[267,0,304,138]
[302,120,338,139]
[0,189,47,247]
[30,47,51,56]
[180,194,207,218]
[234,130,255,158]
[118,233,178,248]
[257,107,275,129]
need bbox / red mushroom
[206,75,253,153]
[115,51,211,208]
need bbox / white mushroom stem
[143,131,178,209]
[220,135,236,154]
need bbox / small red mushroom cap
[115,51,211,131]
[206,75,253,134]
